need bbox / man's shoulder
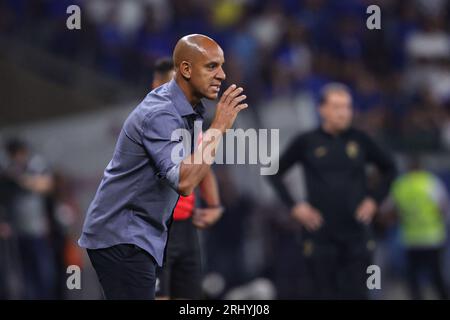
[284,129,319,151]
[140,90,179,117]
[296,128,321,141]
[120,95,179,139]
[127,91,181,125]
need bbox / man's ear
[180,61,192,79]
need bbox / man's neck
[175,76,200,107]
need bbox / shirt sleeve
[142,110,186,191]
[268,135,305,208]
[361,132,397,204]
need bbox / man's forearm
[178,127,223,196]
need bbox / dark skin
[172,34,248,196]
[173,35,226,103]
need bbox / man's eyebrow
[205,58,224,66]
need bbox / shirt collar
[167,79,206,119]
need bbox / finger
[193,215,203,223]
[311,212,322,223]
[316,218,324,228]
[203,219,213,226]
[200,210,212,217]
[306,215,318,229]
[315,213,323,224]
[198,213,210,221]
[311,218,321,230]
[315,219,323,228]
[224,87,244,105]
[195,209,207,215]
[309,222,319,231]
[315,215,324,228]
[230,94,247,108]
[234,103,249,112]
[220,84,237,102]
[201,216,211,224]
[192,212,202,220]
[228,87,244,99]
[305,221,315,231]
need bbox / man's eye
[208,64,217,69]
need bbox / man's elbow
[178,180,194,197]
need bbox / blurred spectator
[0,164,24,299]
[384,156,449,299]
[403,14,450,103]
[269,84,396,299]
[48,171,83,299]
[2,138,56,299]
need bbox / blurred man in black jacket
[270,83,396,299]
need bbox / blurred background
[1,0,450,299]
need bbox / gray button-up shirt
[78,79,205,266]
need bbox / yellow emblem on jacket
[314,146,327,158]
[346,141,359,158]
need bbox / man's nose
[216,66,226,81]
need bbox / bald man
[151,57,223,300]
[78,34,247,300]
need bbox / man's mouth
[210,84,221,92]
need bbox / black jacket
[270,127,396,237]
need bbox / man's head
[173,34,226,103]
[5,138,28,164]
[318,83,353,134]
[407,155,423,172]
[152,58,175,89]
